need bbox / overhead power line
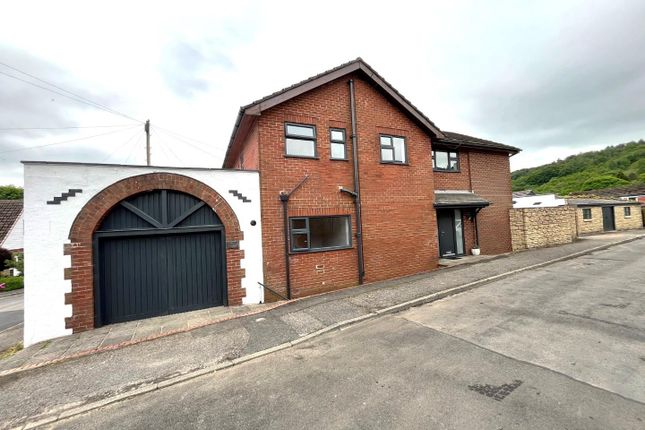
[101,127,144,163]
[0,124,134,131]
[153,130,184,165]
[124,133,143,164]
[0,125,140,156]
[0,63,142,123]
[152,126,221,158]
[152,125,224,153]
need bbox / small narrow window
[330,128,347,160]
[582,208,592,220]
[290,216,352,252]
[380,135,406,163]
[285,123,316,158]
[432,150,459,171]
[624,207,631,217]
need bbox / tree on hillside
[513,140,645,194]
[580,175,629,191]
[0,185,23,200]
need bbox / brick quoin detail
[65,173,245,333]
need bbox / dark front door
[602,206,615,231]
[438,210,457,257]
[95,190,227,326]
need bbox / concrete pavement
[0,230,643,429]
[55,241,645,429]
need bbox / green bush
[0,276,23,292]
[0,185,23,200]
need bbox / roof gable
[224,58,445,167]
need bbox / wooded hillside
[512,141,645,195]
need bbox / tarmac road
[53,239,645,429]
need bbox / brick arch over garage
[65,172,245,333]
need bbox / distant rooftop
[0,200,23,245]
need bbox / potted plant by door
[471,244,481,256]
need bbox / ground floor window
[582,208,592,220]
[624,207,631,217]
[290,216,351,252]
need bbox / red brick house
[223,58,520,301]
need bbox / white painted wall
[512,194,566,208]
[1,211,23,251]
[23,162,264,346]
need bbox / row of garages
[510,195,643,251]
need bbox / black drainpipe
[279,175,309,300]
[349,79,366,284]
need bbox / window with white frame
[380,135,406,163]
[582,208,592,220]
[624,207,631,217]
[432,149,459,171]
[285,123,317,158]
[290,216,351,252]
[330,128,347,160]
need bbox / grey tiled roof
[434,192,490,208]
[437,132,521,154]
[0,200,22,246]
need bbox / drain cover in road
[468,379,523,401]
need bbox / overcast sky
[1,0,644,185]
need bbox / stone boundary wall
[510,206,577,251]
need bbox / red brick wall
[470,150,514,254]
[433,150,472,190]
[256,74,438,299]
[65,173,245,333]
[237,121,259,170]
[433,148,512,255]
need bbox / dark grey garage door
[94,190,226,326]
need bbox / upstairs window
[624,207,631,217]
[380,135,406,164]
[432,150,459,171]
[285,123,316,158]
[290,216,352,252]
[330,128,347,160]
[582,208,592,220]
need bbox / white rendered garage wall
[23,162,264,346]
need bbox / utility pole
[145,119,151,166]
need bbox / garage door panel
[99,236,169,324]
[166,232,223,313]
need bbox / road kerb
[11,234,644,429]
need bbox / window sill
[380,161,409,166]
[290,245,353,255]
[330,158,349,162]
[625,216,632,219]
[284,155,319,160]
[583,219,592,222]
[433,169,461,173]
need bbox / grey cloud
[159,41,234,98]
[451,2,645,152]
[0,46,127,183]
